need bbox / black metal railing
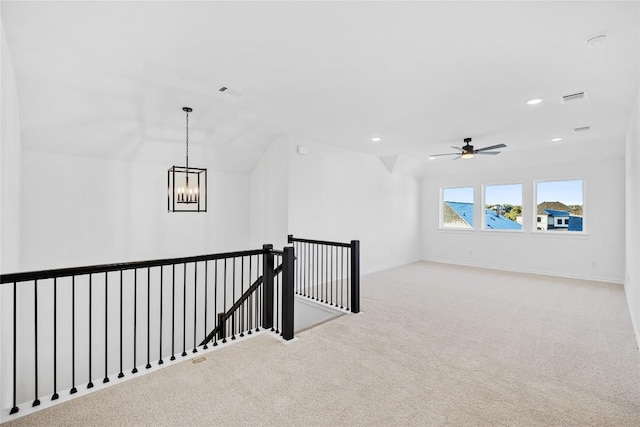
[0,245,296,416]
[0,238,356,416]
[287,235,360,313]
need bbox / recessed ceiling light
[526,98,543,105]
[428,156,436,160]
[371,137,381,143]
[551,137,563,142]
[586,34,607,48]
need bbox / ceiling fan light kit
[168,107,207,213]
[429,137,506,161]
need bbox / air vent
[218,86,242,98]
[562,92,587,103]
[574,126,591,132]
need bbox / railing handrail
[0,248,267,284]
[287,235,351,248]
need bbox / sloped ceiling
[1,1,638,174]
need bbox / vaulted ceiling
[2,1,638,174]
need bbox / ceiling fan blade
[429,152,460,157]
[475,143,506,152]
[451,146,462,150]
[474,151,501,155]
[452,155,462,160]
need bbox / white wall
[19,151,250,271]
[2,149,250,413]
[248,135,289,250]
[1,22,22,415]
[625,92,640,349]
[288,138,421,274]
[421,143,626,283]
[0,25,20,273]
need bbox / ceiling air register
[168,107,207,212]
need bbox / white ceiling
[1,1,638,174]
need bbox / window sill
[530,231,589,239]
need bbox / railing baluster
[52,277,59,399]
[324,245,328,303]
[222,259,227,343]
[247,256,253,335]
[159,267,164,364]
[341,247,344,309]
[255,255,260,332]
[10,282,19,414]
[132,269,138,373]
[147,267,152,368]
[275,260,279,333]
[330,246,333,306]
[214,260,218,346]
[232,257,236,340]
[33,279,40,406]
[304,243,312,297]
[71,276,77,394]
[88,275,94,388]
[104,272,110,383]
[182,263,187,357]
[346,247,350,311]
[171,264,176,361]
[240,256,245,337]
[118,271,124,378]
[203,261,208,349]
[193,262,198,353]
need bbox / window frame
[440,186,475,230]
[481,182,524,232]
[533,178,585,234]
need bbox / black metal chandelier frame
[168,107,207,213]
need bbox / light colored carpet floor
[5,261,640,426]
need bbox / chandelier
[168,107,207,212]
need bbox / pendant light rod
[183,107,192,170]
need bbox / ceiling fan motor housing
[463,137,473,153]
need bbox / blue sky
[537,180,583,205]
[485,184,522,205]
[443,180,583,205]
[443,187,473,203]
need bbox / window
[483,184,522,230]
[442,187,473,229]
[536,180,583,232]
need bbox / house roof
[484,210,522,230]
[445,202,522,230]
[542,209,570,217]
[444,202,473,227]
[537,201,570,215]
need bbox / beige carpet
[5,261,640,426]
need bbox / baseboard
[623,283,640,353]
[421,257,624,285]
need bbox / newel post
[281,246,295,340]
[262,244,274,330]
[350,240,360,313]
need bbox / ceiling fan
[429,137,506,160]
